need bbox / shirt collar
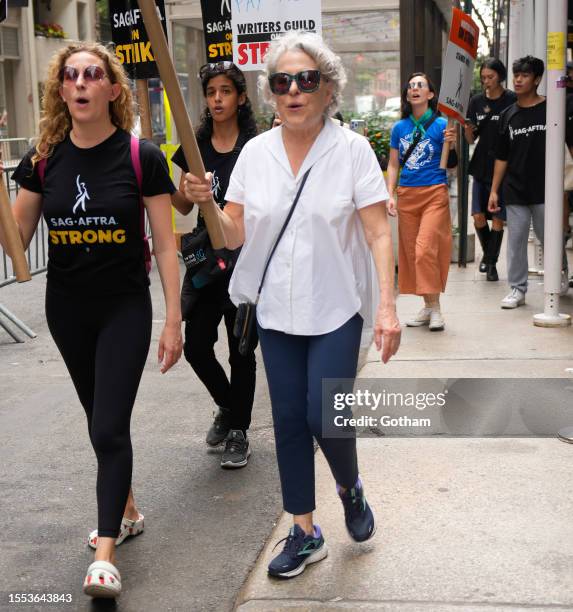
[264,118,339,181]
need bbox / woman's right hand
[488,191,500,213]
[183,171,212,207]
[386,194,397,217]
[374,306,401,364]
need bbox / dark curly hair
[400,72,438,119]
[195,63,257,143]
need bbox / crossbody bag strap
[255,167,312,301]
[401,113,439,167]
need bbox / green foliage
[35,22,67,39]
[362,112,394,167]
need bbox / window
[78,2,87,41]
[323,11,400,114]
[1,26,20,59]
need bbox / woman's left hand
[374,306,401,364]
[158,321,183,373]
[443,126,457,144]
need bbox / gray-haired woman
[183,31,401,578]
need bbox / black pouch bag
[233,167,312,356]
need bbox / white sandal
[83,560,121,598]
[88,513,144,549]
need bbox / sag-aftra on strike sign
[438,7,479,124]
[109,0,168,79]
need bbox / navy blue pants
[257,313,363,515]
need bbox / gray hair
[258,31,346,116]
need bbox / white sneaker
[406,307,432,327]
[500,288,525,309]
[429,309,445,331]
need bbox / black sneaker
[337,478,376,542]
[220,430,250,468]
[206,407,231,447]
[267,524,327,579]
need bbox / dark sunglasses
[268,70,321,95]
[59,65,109,83]
[407,81,428,90]
[199,61,236,79]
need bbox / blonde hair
[33,42,135,165]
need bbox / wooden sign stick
[136,0,226,249]
[136,79,153,140]
[0,168,31,282]
[440,118,455,170]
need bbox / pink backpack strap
[38,158,46,185]
[130,135,151,274]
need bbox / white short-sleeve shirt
[226,118,389,336]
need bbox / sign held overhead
[109,0,168,79]
[231,0,322,71]
[437,7,479,124]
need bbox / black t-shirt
[12,129,175,295]
[496,100,546,205]
[171,135,244,230]
[467,89,517,181]
[172,133,251,300]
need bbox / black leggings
[183,276,256,432]
[46,288,152,538]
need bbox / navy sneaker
[268,524,328,579]
[337,478,376,542]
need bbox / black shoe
[475,224,491,274]
[486,263,499,281]
[485,229,504,282]
[221,430,251,468]
[337,478,376,542]
[267,524,327,578]
[206,407,231,447]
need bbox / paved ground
[237,244,573,612]
[0,266,282,612]
[2,239,573,612]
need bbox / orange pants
[397,184,452,295]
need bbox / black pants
[183,275,256,432]
[45,288,151,538]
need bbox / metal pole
[534,0,548,95]
[534,0,570,328]
[0,303,37,339]
[456,0,472,268]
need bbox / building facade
[164,0,451,128]
[1,0,96,158]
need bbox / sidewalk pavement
[235,247,573,611]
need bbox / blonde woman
[3,43,182,598]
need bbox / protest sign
[438,7,479,168]
[231,0,321,71]
[109,0,167,79]
[437,7,479,124]
[201,0,233,62]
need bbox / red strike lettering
[237,42,270,66]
